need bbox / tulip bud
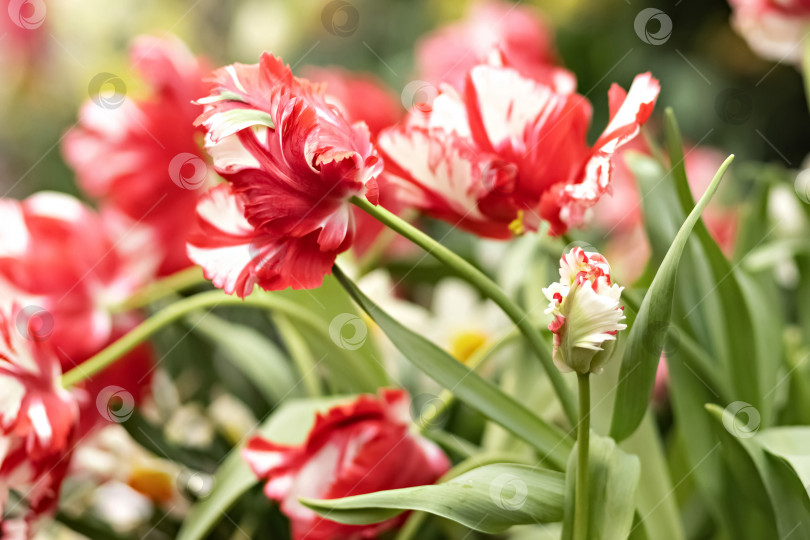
[542,247,627,374]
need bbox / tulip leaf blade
[333,265,572,469]
[706,405,810,538]
[300,463,565,533]
[188,312,298,404]
[664,108,766,416]
[609,154,734,441]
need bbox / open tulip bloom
[3,1,810,539]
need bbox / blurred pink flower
[416,0,558,90]
[0,193,155,434]
[728,0,810,63]
[188,54,382,296]
[243,389,450,540]
[0,303,80,537]
[63,35,212,276]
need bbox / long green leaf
[188,312,298,404]
[706,405,810,539]
[561,434,640,540]
[176,396,352,540]
[333,265,572,469]
[609,154,734,441]
[301,464,565,534]
[665,109,764,416]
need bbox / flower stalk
[351,196,578,426]
[574,372,591,540]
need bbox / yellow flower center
[449,330,488,364]
[128,467,175,504]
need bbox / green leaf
[561,434,641,540]
[665,109,764,417]
[333,265,572,469]
[301,463,565,534]
[176,395,352,540]
[609,154,734,441]
[188,312,298,404]
[706,405,810,539]
[277,276,390,393]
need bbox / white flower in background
[67,425,188,533]
[543,247,626,374]
[427,278,509,364]
[358,270,509,365]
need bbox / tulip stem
[111,266,208,312]
[352,196,578,427]
[62,290,333,388]
[573,372,591,540]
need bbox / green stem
[112,266,208,312]
[574,373,591,540]
[351,196,577,426]
[63,290,329,388]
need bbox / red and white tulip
[243,389,450,540]
[543,247,627,374]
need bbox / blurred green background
[0,0,807,200]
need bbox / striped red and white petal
[543,72,660,233]
[379,125,518,238]
[187,185,341,297]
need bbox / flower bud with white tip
[543,247,627,374]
